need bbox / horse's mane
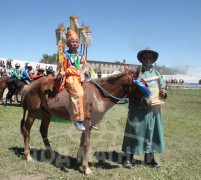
[93,70,137,85]
[21,77,51,94]
[29,76,48,86]
[94,72,126,84]
[0,76,10,82]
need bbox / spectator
[122,48,167,168]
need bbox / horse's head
[127,69,152,107]
[0,76,10,88]
[41,77,55,92]
[39,77,62,100]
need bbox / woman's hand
[159,89,166,98]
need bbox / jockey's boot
[74,121,85,131]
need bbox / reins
[85,72,132,103]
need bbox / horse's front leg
[79,119,92,175]
[16,91,19,102]
[22,111,37,161]
[40,108,52,151]
[9,90,15,104]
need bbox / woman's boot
[144,153,160,168]
[123,153,133,168]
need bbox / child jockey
[59,31,88,131]
[11,63,22,80]
[46,66,55,78]
[21,66,33,84]
[30,68,45,80]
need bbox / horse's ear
[136,65,142,77]
[123,66,129,72]
[41,78,55,92]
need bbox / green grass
[0,89,201,180]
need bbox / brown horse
[0,76,10,104]
[20,70,151,175]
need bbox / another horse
[0,76,10,104]
[20,70,151,175]
[5,78,26,106]
[5,76,45,106]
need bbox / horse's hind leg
[5,91,10,106]
[40,108,52,150]
[16,92,18,102]
[21,110,37,161]
[10,90,15,104]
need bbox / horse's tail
[21,109,28,136]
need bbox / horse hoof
[85,168,92,176]
[26,155,33,161]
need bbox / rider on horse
[30,68,45,80]
[21,66,33,84]
[46,66,55,78]
[58,31,88,131]
[11,63,22,80]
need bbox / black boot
[123,153,133,168]
[144,153,160,168]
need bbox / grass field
[0,88,201,180]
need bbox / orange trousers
[67,78,84,122]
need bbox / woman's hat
[137,47,159,63]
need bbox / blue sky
[1,0,201,73]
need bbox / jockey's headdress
[66,31,79,43]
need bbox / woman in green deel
[122,48,167,168]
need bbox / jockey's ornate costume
[60,31,88,131]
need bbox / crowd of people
[0,59,13,69]
[0,59,13,77]
[165,78,184,84]
[0,61,55,83]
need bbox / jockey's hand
[60,71,65,76]
[77,70,81,75]
[58,62,62,68]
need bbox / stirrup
[92,125,99,130]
